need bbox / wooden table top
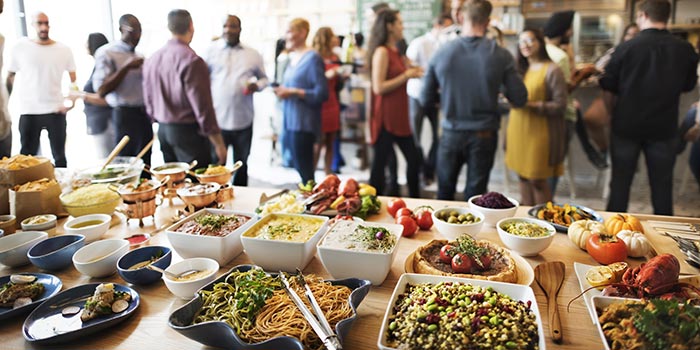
[1,186,698,350]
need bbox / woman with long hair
[273,18,329,184]
[505,28,567,205]
[312,27,342,175]
[367,9,423,198]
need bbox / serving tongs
[278,271,342,350]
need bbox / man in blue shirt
[205,15,267,186]
[600,0,698,215]
[421,0,527,200]
[93,14,152,167]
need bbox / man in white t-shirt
[6,12,76,167]
[0,0,12,158]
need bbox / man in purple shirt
[142,9,227,166]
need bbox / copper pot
[194,161,243,185]
[150,161,196,185]
[175,182,220,208]
[123,197,157,219]
[116,176,169,202]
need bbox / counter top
[1,186,697,349]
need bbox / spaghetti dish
[176,214,250,237]
[193,268,353,350]
[598,298,700,350]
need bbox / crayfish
[569,254,700,308]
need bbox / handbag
[583,96,610,128]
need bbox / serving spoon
[534,261,565,344]
[146,264,200,280]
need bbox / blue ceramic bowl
[117,246,172,285]
[168,264,371,350]
[27,234,85,271]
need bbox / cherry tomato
[414,209,433,230]
[586,233,628,265]
[395,208,414,219]
[470,254,492,271]
[439,244,456,264]
[396,215,418,237]
[451,253,473,273]
[387,198,407,218]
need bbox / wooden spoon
[101,135,130,171]
[130,137,155,166]
[534,261,565,344]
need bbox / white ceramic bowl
[496,217,556,257]
[21,214,57,235]
[63,214,112,243]
[318,220,403,285]
[165,209,257,265]
[431,207,485,240]
[163,258,219,299]
[0,231,48,267]
[72,239,129,277]
[468,194,519,227]
[240,213,328,272]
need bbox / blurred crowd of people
[1,0,698,215]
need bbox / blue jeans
[220,126,253,186]
[288,130,316,184]
[437,129,498,201]
[607,132,677,215]
[113,106,153,167]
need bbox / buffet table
[1,186,698,350]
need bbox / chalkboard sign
[357,0,442,42]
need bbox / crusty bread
[413,239,518,283]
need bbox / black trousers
[113,106,153,167]
[220,126,253,186]
[370,128,420,198]
[607,133,676,215]
[157,123,212,168]
[19,113,67,167]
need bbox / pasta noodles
[193,269,353,350]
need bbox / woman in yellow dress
[506,29,567,205]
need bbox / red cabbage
[473,192,515,209]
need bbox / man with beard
[6,12,76,167]
[92,14,153,169]
[0,0,12,157]
[204,15,267,186]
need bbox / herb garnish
[194,214,236,230]
[454,236,487,268]
[632,299,700,350]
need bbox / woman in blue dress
[274,18,329,184]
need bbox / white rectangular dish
[317,220,403,285]
[377,273,546,350]
[166,208,256,265]
[240,213,328,272]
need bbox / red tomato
[387,198,407,218]
[439,244,456,264]
[396,215,418,237]
[415,209,433,230]
[451,253,473,273]
[470,254,492,271]
[586,233,628,265]
[395,208,414,219]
